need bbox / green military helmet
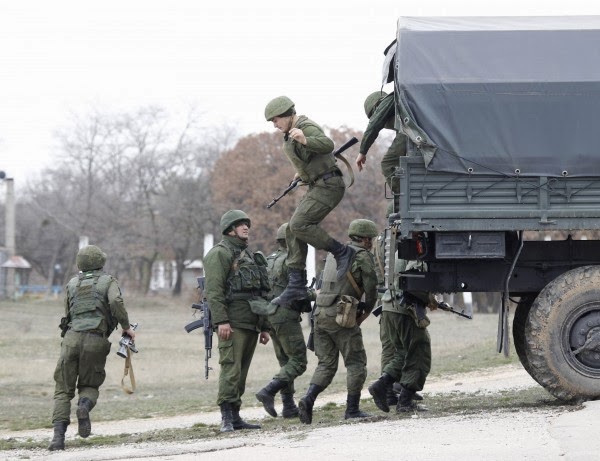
[76,245,107,272]
[348,219,379,238]
[265,96,295,121]
[220,209,251,234]
[364,91,387,119]
[276,222,288,240]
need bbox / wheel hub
[569,309,600,371]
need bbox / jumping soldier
[48,245,136,451]
[265,96,355,308]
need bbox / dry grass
[0,295,517,431]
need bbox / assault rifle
[185,277,213,379]
[434,300,472,320]
[266,136,359,209]
[306,275,320,352]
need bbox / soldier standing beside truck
[297,219,379,424]
[203,210,271,432]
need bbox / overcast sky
[1,0,600,185]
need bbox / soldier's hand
[355,153,367,171]
[259,331,270,345]
[218,323,234,340]
[123,327,136,340]
[288,128,307,145]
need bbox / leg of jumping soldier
[380,133,407,195]
[286,181,345,269]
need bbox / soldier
[355,91,408,209]
[255,223,308,418]
[48,245,136,451]
[265,96,355,308]
[297,219,379,424]
[204,210,271,432]
[368,255,432,413]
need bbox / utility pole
[4,176,16,299]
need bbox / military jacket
[204,235,269,332]
[282,115,336,183]
[315,242,378,314]
[266,245,288,300]
[64,270,129,336]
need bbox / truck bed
[397,156,600,236]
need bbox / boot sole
[76,407,91,438]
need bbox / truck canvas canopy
[395,16,600,177]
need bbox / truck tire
[525,265,600,401]
[512,296,541,384]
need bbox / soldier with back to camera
[48,245,135,451]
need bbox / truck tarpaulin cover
[395,16,600,177]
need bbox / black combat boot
[48,421,68,451]
[344,393,370,419]
[255,379,287,417]
[386,385,399,407]
[76,397,94,438]
[393,381,423,400]
[231,406,261,430]
[298,384,324,425]
[219,402,234,432]
[367,372,394,413]
[328,240,356,280]
[273,269,308,306]
[281,392,299,418]
[396,386,428,413]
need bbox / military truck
[385,16,600,401]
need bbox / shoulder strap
[346,271,363,298]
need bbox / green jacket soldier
[355,91,408,210]
[368,255,432,413]
[255,223,308,418]
[265,96,355,308]
[204,210,271,432]
[297,219,379,424]
[48,245,135,451]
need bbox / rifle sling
[120,349,136,395]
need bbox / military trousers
[269,307,308,394]
[380,133,407,195]
[379,317,396,373]
[310,308,367,394]
[217,327,258,407]
[381,310,431,392]
[51,329,111,423]
[286,176,345,270]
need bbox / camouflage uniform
[255,231,308,418]
[298,222,379,424]
[49,245,131,450]
[360,92,408,195]
[204,213,270,431]
[368,256,432,413]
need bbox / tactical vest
[283,116,337,183]
[217,239,270,300]
[316,243,365,308]
[267,248,288,300]
[67,271,116,333]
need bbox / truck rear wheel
[525,265,600,401]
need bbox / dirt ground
[2,363,598,461]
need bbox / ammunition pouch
[335,295,359,328]
[59,316,70,338]
[248,297,278,316]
